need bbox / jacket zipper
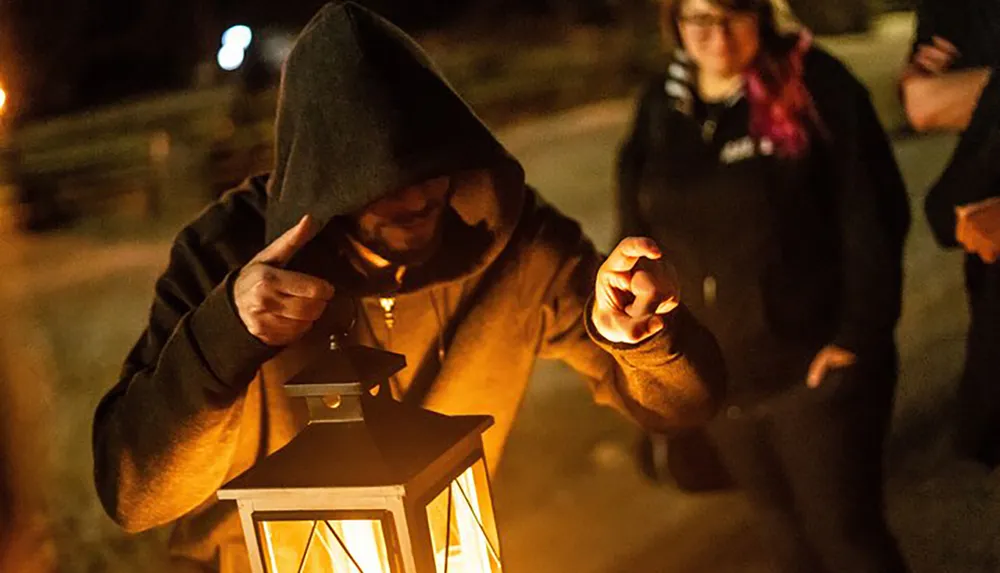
[375,293,447,361]
[379,296,397,331]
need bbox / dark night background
[0,0,907,122]
[0,0,643,122]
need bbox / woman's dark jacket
[617,48,910,407]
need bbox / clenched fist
[592,237,680,344]
[234,215,335,346]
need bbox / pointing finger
[603,237,662,273]
[255,214,320,266]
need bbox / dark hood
[265,1,526,277]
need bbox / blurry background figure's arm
[902,68,992,132]
[900,11,995,133]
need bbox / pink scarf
[743,32,820,158]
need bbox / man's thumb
[255,215,319,265]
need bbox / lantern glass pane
[425,459,501,572]
[255,512,398,573]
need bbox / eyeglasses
[677,11,758,37]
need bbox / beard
[356,206,448,267]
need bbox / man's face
[352,175,452,265]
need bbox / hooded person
[91,3,724,571]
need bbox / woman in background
[619,0,911,571]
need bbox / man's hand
[806,345,857,389]
[234,215,335,346]
[592,237,680,344]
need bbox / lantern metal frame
[218,338,503,573]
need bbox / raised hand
[592,237,681,344]
[233,215,335,346]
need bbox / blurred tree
[0,0,90,122]
[2,0,211,121]
[74,0,209,109]
[460,0,626,32]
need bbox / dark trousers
[956,258,1000,466]
[707,357,908,573]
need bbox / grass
[22,266,173,572]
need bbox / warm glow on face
[353,175,452,265]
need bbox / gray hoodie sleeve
[92,182,276,532]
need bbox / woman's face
[676,0,760,78]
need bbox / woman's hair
[661,0,820,157]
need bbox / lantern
[218,337,504,573]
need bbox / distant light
[222,25,253,50]
[0,86,6,115]
[217,44,246,71]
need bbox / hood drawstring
[372,288,446,364]
[376,291,446,362]
[363,289,448,399]
[428,290,447,364]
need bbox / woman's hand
[806,345,857,388]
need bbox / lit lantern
[218,337,504,572]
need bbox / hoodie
[92,4,724,571]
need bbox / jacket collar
[664,49,745,117]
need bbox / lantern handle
[327,297,360,351]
